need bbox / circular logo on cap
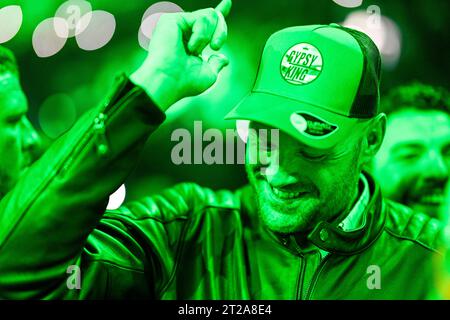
[280,43,323,85]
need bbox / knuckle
[199,15,213,28]
[203,8,218,23]
[207,7,216,17]
[215,9,224,20]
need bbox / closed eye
[396,152,421,161]
[5,114,23,125]
[299,151,327,161]
[392,148,424,162]
[391,143,425,162]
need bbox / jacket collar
[307,172,386,255]
[338,173,370,232]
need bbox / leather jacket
[0,76,446,299]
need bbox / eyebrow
[1,104,28,122]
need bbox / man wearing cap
[0,0,446,299]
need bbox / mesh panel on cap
[337,26,382,118]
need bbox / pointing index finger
[215,0,232,18]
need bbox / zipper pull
[93,113,109,156]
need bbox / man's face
[0,73,39,197]
[245,122,363,235]
[374,109,450,218]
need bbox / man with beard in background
[373,83,450,220]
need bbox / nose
[21,117,41,156]
[265,165,298,188]
[263,148,298,188]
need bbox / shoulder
[383,199,446,253]
[106,182,241,224]
[87,183,243,268]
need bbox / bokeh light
[332,0,363,8]
[54,0,92,38]
[343,10,402,69]
[38,93,77,139]
[138,1,183,51]
[107,184,127,210]
[141,12,165,39]
[0,5,23,44]
[32,17,69,57]
[75,11,116,51]
[33,2,115,56]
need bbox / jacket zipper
[64,76,136,164]
[93,113,109,156]
[289,235,334,300]
[65,85,139,168]
[304,254,332,300]
[290,235,307,300]
[297,257,306,299]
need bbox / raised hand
[131,0,232,112]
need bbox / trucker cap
[225,23,382,150]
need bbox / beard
[398,179,448,219]
[245,154,361,235]
[0,170,13,200]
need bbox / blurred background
[1,0,449,202]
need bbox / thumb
[208,53,229,75]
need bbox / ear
[361,113,386,165]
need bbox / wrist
[130,63,179,112]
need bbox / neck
[329,177,362,226]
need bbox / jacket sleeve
[0,74,169,299]
[74,182,214,300]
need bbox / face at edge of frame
[0,72,40,197]
[374,109,450,219]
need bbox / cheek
[377,162,421,200]
[314,159,360,198]
[0,128,22,165]
[375,152,411,184]
[386,162,421,185]
[303,165,338,197]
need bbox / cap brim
[225,92,361,150]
